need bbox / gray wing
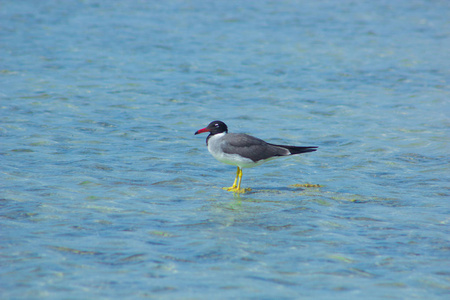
[221,133,289,162]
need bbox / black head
[195,120,228,135]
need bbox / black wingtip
[289,146,318,155]
[272,145,318,155]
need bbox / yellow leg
[236,167,243,191]
[223,167,251,193]
[223,167,239,191]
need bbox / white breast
[207,133,257,168]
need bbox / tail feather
[270,144,318,155]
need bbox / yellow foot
[223,186,237,191]
[223,187,252,193]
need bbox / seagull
[195,120,317,193]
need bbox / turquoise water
[1,0,449,299]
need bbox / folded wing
[221,133,317,163]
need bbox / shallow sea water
[1,0,449,299]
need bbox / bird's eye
[215,123,219,127]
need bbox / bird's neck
[206,132,226,146]
[206,134,212,146]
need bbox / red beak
[195,127,210,135]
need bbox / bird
[195,120,317,193]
